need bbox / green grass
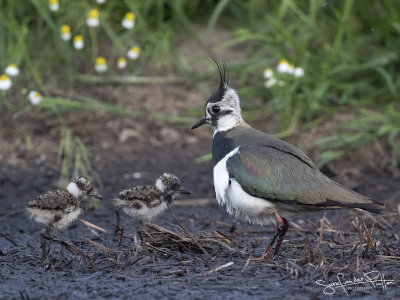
[1,0,399,178]
[212,0,400,169]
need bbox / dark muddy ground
[1,77,400,299]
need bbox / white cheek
[155,179,165,192]
[67,182,82,198]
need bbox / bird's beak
[178,187,191,194]
[90,191,103,200]
[191,116,208,130]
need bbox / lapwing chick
[27,176,102,263]
[113,173,190,245]
[191,59,385,260]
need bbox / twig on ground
[84,238,113,253]
[0,232,21,247]
[167,204,209,256]
[203,261,234,275]
[80,219,109,234]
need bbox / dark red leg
[252,212,289,261]
[272,214,289,257]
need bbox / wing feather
[226,145,383,211]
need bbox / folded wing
[226,145,384,213]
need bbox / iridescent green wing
[226,145,331,205]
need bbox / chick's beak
[90,191,103,200]
[178,186,191,194]
[191,116,208,130]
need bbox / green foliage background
[1,0,399,179]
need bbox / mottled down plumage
[113,173,189,244]
[28,190,78,211]
[114,186,163,210]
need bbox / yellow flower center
[61,25,71,34]
[264,68,272,72]
[0,74,9,81]
[34,92,41,98]
[131,46,140,54]
[89,9,99,19]
[289,64,295,69]
[74,35,83,42]
[118,57,127,64]
[125,12,135,21]
[279,59,288,64]
[96,57,106,65]
[49,0,59,4]
[8,64,17,68]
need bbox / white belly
[226,179,275,225]
[213,147,275,226]
[56,207,82,230]
[27,206,82,230]
[123,201,167,222]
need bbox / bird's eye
[212,105,220,113]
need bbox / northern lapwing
[191,59,385,260]
[113,173,190,245]
[27,176,102,264]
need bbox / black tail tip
[359,201,385,214]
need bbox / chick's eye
[212,105,220,113]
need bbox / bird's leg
[272,214,289,257]
[135,220,145,248]
[252,212,289,261]
[114,209,124,245]
[40,227,52,265]
[40,229,81,257]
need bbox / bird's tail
[324,182,385,213]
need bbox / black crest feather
[207,57,228,103]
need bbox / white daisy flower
[263,68,273,79]
[5,64,19,77]
[0,75,12,90]
[73,35,84,50]
[96,0,106,3]
[277,59,291,74]
[127,46,140,60]
[293,67,304,78]
[95,57,107,72]
[122,12,135,29]
[28,90,42,105]
[49,0,59,12]
[60,25,71,41]
[86,9,100,28]
[117,57,127,69]
[264,77,277,88]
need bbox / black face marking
[207,86,226,104]
[221,109,233,115]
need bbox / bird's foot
[134,233,143,251]
[41,253,52,269]
[252,214,289,262]
[41,234,81,255]
[250,245,274,262]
